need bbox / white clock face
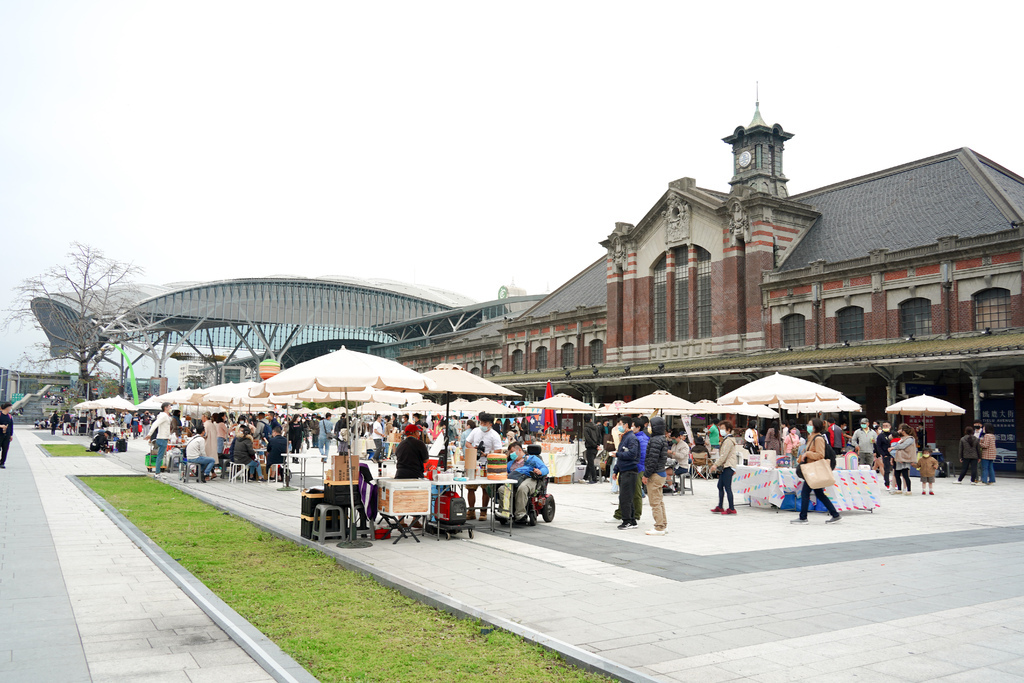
[738,150,752,168]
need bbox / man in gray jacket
[850,419,877,466]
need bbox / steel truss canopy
[34,275,476,380]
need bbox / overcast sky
[2,1,1021,383]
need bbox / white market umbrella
[465,398,520,416]
[421,363,519,397]
[153,388,208,405]
[197,381,265,405]
[250,346,436,396]
[781,397,862,414]
[620,390,699,413]
[356,401,401,416]
[886,395,966,417]
[727,403,781,419]
[596,400,627,416]
[529,393,595,413]
[718,372,845,407]
[74,401,99,411]
[446,398,475,412]
[404,400,447,414]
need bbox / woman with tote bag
[791,417,842,525]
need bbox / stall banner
[732,466,882,512]
[981,398,1017,470]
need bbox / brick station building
[401,106,1024,471]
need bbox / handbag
[799,457,836,489]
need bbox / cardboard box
[324,454,359,484]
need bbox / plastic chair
[312,504,346,543]
[229,461,247,483]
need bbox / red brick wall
[994,251,1022,265]
[823,280,843,290]
[917,264,941,276]
[607,276,623,350]
[956,258,983,270]
[633,276,652,349]
[851,276,872,287]
[868,291,887,339]
[746,251,772,335]
[884,270,908,281]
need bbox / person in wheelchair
[506,441,549,525]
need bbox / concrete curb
[159,476,662,683]
[68,475,320,683]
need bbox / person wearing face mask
[506,441,549,524]
[464,412,502,521]
[791,417,842,525]
[874,421,894,490]
[850,419,877,467]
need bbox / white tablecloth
[732,466,882,512]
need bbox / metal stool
[180,460,201,483]
[312,504,346,543]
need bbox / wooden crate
[378,480,431,515]
[553,475,573,485]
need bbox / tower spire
[748,82,767,129]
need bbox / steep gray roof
[978,157,1024,214]
[523,257,607,317]
[780,149,1019,271]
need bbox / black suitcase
[116,438,128,452]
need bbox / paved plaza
[5,427,1024,682]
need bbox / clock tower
[723,102,794,197]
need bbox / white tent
[886,395,966,417]
[726,403,781,419]
[93,397,138,411]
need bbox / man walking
[371,414,385,462]
[318,413,334,456]
[583,415,602,484]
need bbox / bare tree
[5,242,143,398]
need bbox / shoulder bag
[799,456,836,490]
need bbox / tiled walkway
[11,426,1024,682]
[5,429,275,683]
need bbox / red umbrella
[543,381,557,430]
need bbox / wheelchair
[496,473,556,526]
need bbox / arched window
[899,298,932,337]
[782,314,805,348]
[535,346,548,371]
[836,306,864,342]
[470,367,481,376]
[511,349,524,373]
[674,246,689,340]
[561,342,575,368]
[589,339,604,365]
[695,247,712,338]
[974,288,1011,330]
[489,365,501,376]
[651,257,668,344]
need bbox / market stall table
[731,465,882,512]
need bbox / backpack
[817,433,837,469]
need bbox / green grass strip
[84,476,610,683]
[43,444,105,457]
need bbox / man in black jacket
[612,420,641,530]
[583,415,602,484]
[642,416,670,536]
[874,421,894,490]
